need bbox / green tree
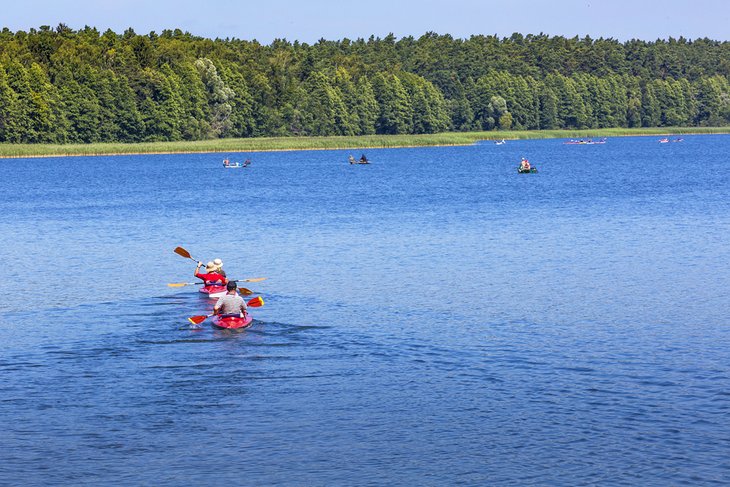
[137,66,184,141]
[488,95,510,129]
[195,58,235,137]
[353,75,378,135]
[332,67,362,135]
[538,85,558,129]
[4,61,35,141]
[371,72,413,134]
[0,63,21,142]
[56,69,102,142]
[298,71,350,136]
[695,75,730,125]
[110,74,144,141]
[641,81,661,127]
[219,64,255,138]
[400,72,449,133]
[175,61,209,140]
[27,62,64,142]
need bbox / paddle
[187,296,265,325]
[188,314,214,325]
[173,248,267,285]
[174,246,199,264]
[168,278,266,287]
[238,287,254,296]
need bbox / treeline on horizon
[0,24,729,144]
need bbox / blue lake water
[1,135,729,485]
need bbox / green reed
[0,127,727,158]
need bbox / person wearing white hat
[194,261,227,286]
[213,258,226,277]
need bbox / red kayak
[211,313,253,329]
[199,284,226,298]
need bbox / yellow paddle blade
[241,277,267,283]
[238,287,254,296]
[168,282,191,287]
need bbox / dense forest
[0,25,729,143]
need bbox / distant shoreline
[1,127,728,159]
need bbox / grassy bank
[0,127,728,158]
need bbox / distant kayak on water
[349,154,370,164]
[518,157,537,173]
[564,138,607,145]
[223,158,251,168]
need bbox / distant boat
[495,139,506,145]
[223,158,251,168]
[518,158,537,173]
[564,138,606,145]
[348,155,370,165]
[659,137,670,143]
[672,138,684,142]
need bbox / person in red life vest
[195,261,227,287]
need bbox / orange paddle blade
[174,246,192,259]
[238,287,254,296]
[247,296,265,307]
[188,315,209,325]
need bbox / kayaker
[223,158,230,167]
[195,261,227,286]
[520,158,531,170]
[213,258,226,277]
[214,281,248,317]
[360,154,368,163]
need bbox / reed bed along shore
[1,127,728,158]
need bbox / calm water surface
[1,135,729,485]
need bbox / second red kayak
[211,313,254,329]
[199,284,226,298]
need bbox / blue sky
[6,0,730,43]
